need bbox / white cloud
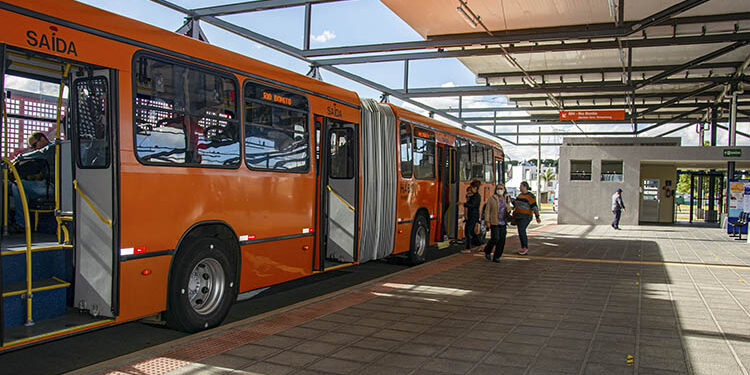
[311,30,336,43]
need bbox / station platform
[70,224,750,375]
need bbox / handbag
[474,222,481,235]
[504,197,516,226]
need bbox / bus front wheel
[166,238,237,332]
[408,214,429,265]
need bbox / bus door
[437,144,457,240]
[72,69,118,318]
[0,43,5,345]
[317,116,358,270]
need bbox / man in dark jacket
[463,179,482,249]
[10,132,55,231]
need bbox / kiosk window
[570,160,592,181]
[601,160,624,182]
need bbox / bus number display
[262,91,293,106]
[414,128,434,139]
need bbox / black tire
[166,238,237,332]
[408,214,429,265]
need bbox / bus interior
[1,47,116,347]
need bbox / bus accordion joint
[73,180,113,227]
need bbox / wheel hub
[187,257,225,315]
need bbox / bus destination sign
[560,110,626,121]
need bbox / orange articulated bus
[0,0,504,350]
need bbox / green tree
[677,174,691,194]
[541,168,557,190]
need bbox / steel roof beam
[629,0,710,35]
[461,111,715,122]
[190,0,348,17]
[477,62,739,80]
[716,124,750,139]
[438,102,743,113]
[396,77,734,98]
[302,13,750,58]
[463,118,745,125]
[466,118,749,126]
[312,33,750,65]
[148,0,504,143]
[634,41,749,90]
[505,92,750,103]
[656,121,699,137]
[493,131,635,136]
[636,105,709,134]
[638,83,723,116]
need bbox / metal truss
[150,0,504,142]
[149,0,750,146]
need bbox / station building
[559,137,750,226]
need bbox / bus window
[399,122,413,178]
[458,139,471,181]
[314,115,322,174]
[134,55,240,167]
[75,77,109,168]
[471,143,484,180]
[413,128,435,180]
[329,128,354,179]
[244,81,309,172]
[483,146,493,183]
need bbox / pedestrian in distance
[513,181,541,255]
[463,179,482,250]
[612,188,625,230]
[484,182,512,262]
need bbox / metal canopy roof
[151,0,750,146]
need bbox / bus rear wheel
[166,238,236,332]
[408,214,429,265]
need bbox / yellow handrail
[2,94,8,233]
[73,180,112,227]
[1,158,34,326]
[55,64,71,243]
[327,185,355,212]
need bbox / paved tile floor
[93,224,750,375]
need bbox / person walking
[484,183,512,262]
[463,179,482,250]
[612,188,625,230]
[514,181,541,255]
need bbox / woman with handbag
[463,179,482,250]
[483,183,512,262]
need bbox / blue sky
[78,0,476,97]
[74,1,749,160]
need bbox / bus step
[2,246,74,286]
[2,278,70,327]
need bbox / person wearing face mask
[483,183,512,262]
